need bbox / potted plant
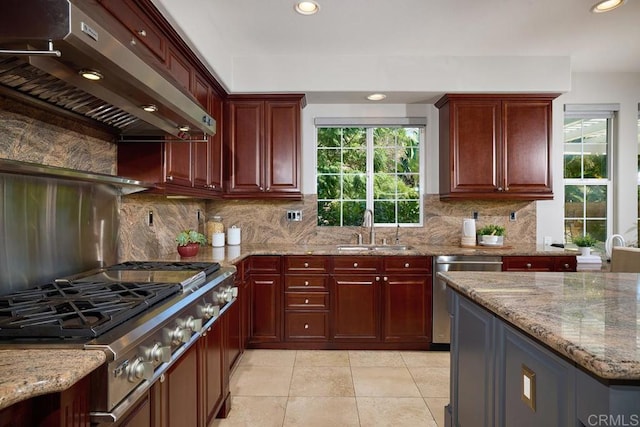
[477,224,505,246]
[176,229,207,257]
[573,234,598,256]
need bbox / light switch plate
[287,210,302,221]
[521,364,536,411]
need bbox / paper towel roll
[211,232,225,247]
[227,226,241,245]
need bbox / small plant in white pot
[477,224,505,246]
[573,234,598,256]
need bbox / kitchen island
[438,271,640,427]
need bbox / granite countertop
[0,349,106,410]
[438,271,640,380]
[162,242,580,267]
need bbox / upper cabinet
[436,94,559,200]
[225,95,305,199]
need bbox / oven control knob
[145,343,171,363]
[128,357,154,382]
[220,286,237,302]
[184,316,203,333]
[200,303,220,319]
[170,326,191,344]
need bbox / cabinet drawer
[383,256,431,273]
[250,256,282,273]
[332,256,381,273]
[553,256,577,272]
[284,256,330,273]
[502,256,553,271]
[285,292,329,309]
[100,0,166,61]
[284,276,328,291]
[285,312,329,340]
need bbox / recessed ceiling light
[295,1,319,15]
[78,69,103,81]
[142,104,158,112]
[591,0,626,13]
[367,93,387,101]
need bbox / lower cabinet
[502,255,577,272]
[248,256,282,345]
[332,274,380,341]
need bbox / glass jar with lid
[206,215,224,244]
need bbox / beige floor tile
[409,367,450,398]
[289,366,355,397]
[239,349,297,367]
[211,396,287,427]
[230,366,293,396]
[400,351,450,368]
[348,350,405,367]
[357,397,437,427]
[295,349,350,367]
[425,397,450,427]
[283,396,360,427]
[351,367,421,397]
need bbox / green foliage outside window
[317,126,421,226]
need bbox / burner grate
[109,261,220,276]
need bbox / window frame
[314,119,426,227]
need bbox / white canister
[227,226,241,245]
[211,232,225,247]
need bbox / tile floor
[212,349,450,427]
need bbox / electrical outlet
[509,212,517,221]
[473,211,479,220]
[148,210,153,226]
[287,210,302,221]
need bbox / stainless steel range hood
[0,0,216,140]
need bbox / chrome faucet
[362,209,375,245]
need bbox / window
[637,107,639,235]
[563,105,616,243]
[316,120,424,227]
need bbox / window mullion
[366,128,374,212]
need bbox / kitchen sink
[336,244,412,251]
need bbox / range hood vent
[0,0,216,140]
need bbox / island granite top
[438,271,640,381]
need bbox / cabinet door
[118,393,151,427]
[450,291,495,427]
[209,91,224,192]
[332,275,380,341]
[264,101,300,194]
[226,101,264,193]
[250,274,281,343]
[382,274,431,343]
[447,99,501,193]
[200,320,223,427]
[502,100,552,195]
[164,344,199,427]
[226,299,242,371]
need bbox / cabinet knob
[383,276,388,281]
[497,187,503,191]
[304,323,309,329]
[304,281,309,286]
[266,186,271,191]
[130,38,137,46]
[259,186,264,191]
[167,175,174,181]
[353,262,358,268]
[304,299,309,304]
[137,29,147,37]
[564,263,570,269]
[404,263,410,268]
[526,263,532,269]
[376,276,380,281]
[304,262,309,268]
[505,187,509,191]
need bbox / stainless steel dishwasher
[432,255,503,345]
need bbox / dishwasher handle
[436,260,503,266]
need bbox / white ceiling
[153,0,640,103]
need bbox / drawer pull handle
[564,263,570,269]
[304,281,309,286]
[305,299,309,304]
[526,263,532,269]
[137,29,147,37]
[304,323,309,329]
[304,262,309,268]
[404,263,410,268]
[353,262,358,268]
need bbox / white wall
[302,72,640,245]
[537,72,640,245]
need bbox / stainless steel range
[0,260,236,423]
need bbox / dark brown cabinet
[284,256,330,342]
[199,317,224,427]
[382,257,432,344]
[225,95,304,199]
[248,256,282,344]
[436,94,558,200]
[502,256,577,272]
